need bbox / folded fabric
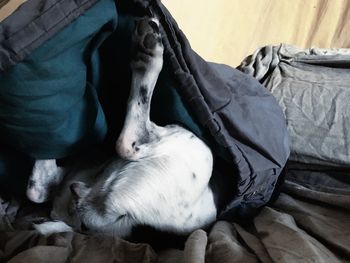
[239,44,350,168]
[0,0,289,216]
[0,0,117,159]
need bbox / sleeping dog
[27,17,219,238]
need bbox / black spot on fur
[192,173,197,180]
[138,129,158,146]
[28,179,35,188]
[178,201,189,209]
[139,86,148,105]
[138,133,149,145]
[116,214,127,221]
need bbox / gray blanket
[239,44,350,167]
[1,45,350,262]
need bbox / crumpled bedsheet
[2,45,350,262]
[1,170,350,263]
[238,44,350,167]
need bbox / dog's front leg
[27,159,65,203]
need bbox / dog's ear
[70,182,89,199]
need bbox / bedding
[1,0,349,262]
[1,44,350,263]
[1,171,350,263]
[239,44,350,167]
[0,0,289,216]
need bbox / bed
[1,1,350,262]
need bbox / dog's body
[28,17,218,238]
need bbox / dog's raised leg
[62,17,215,237]
[115,18,164,161]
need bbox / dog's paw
[27,159,64,203]
[33,221,73,235]
[131,17,163,70]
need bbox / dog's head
[70,182,105,231]
[69,181,133,237]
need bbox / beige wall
[164,0,350,66]
[1,1,349,67]
[0,0,26,23]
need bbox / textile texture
[1,44,350,263]
[0,0,289,215]
[1,0,345,262]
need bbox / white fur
[34,221,73,235]
[27,159,64,203]
[75,127,215,236]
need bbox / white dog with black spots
[29,17,217,238]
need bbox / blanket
[1,45,350,263]
[1,169,349,263]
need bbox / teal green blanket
[0,0,116,159]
